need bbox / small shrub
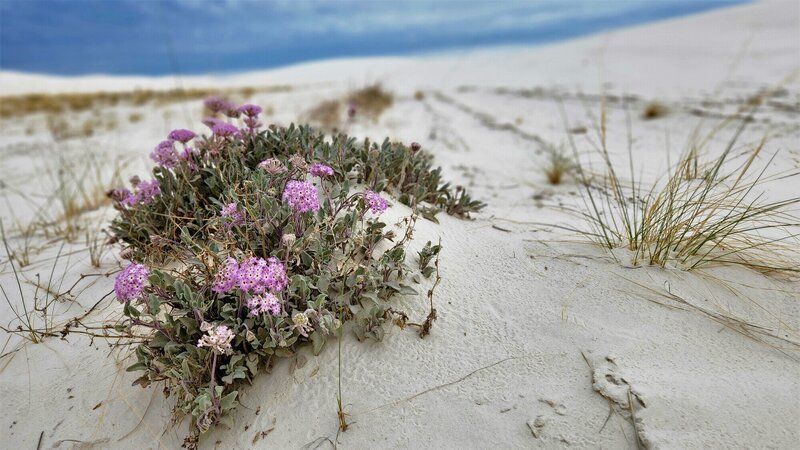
[104,104,483,446]
[0,86,291,119]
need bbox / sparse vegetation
[0,85,291,119]
[0,221,69,343]
[567,99,800,274]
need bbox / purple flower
[168,129,196,144]
[237,256,288,294]
[308,163,334,178]
[212,257,240,294]
[204,96,235,114]
[150,139,179,168]
[211,122,239,138]
[114,263,150,302]
[237,104,262,118]
[117,179,160,207]
[137,179,161,205]
[247,293,282,316]
[220,202,244,228]
[364,190,388,214]
[282,180,320,213]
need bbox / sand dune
[1,1,798,449]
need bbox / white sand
[1,1,798,448]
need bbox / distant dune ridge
[0,0,798,449]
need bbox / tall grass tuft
[564,98,800,274]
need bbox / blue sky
[0,0,745,75]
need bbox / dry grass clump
[0,85,290,119]
[0,221,69,344]
[302,84,394,131]
[304,99,342,130]
[45,111,118,141]
[128,112,143,123]
[568,99,800,275]
[642,101,669,120]
[348,84,393,121]
[542,143,575,185]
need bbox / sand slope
[1,1,798,449]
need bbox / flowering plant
[107,102,483,447]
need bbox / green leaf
[148,294,161,315]
[220,391,239,411]
[126,362,147,372]
[310,331,326,356]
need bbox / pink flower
[168,129,196,144]
[204,96,235,114]
[114,263,150,302]
[282,180,320,213]
[308,163,334,178]
[220,202,244,229]
[137,179,161,205]
[364,190,388,214]
[247,293,282,316]
[150,139,179,168]
[237,104,262,118]
[212,257,240,294]
[237,256,288,294]
[212,122,239,138]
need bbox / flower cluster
[282,180,320,213]
[212,122,239,138]
[114,263,150,302]
[220,202,244,229]
[364,190,389,214]
[150,139,179,168]
[212,256,288,295]
[238,256,288,294]
[247,293,282,316]
[238,103,263,132]
[309,163,334,178]
[238,104,262,117]
[204,96,239,117]
[212,257,240,294]
[137,179,161,204]
[168,129,196,144]
[118,179,161,207]
[197,322,235,354]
